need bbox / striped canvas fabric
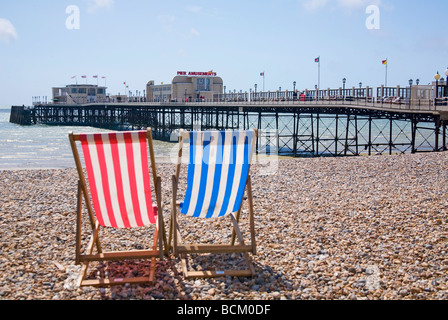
[79,131,157,229]
[180,130,256,219]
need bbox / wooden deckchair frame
[69,128,167,287]
[169,129,257,278]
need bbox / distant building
[52,84,108,104]
[109,94,128,103]
[146,71,224,102]
[146,81,173,102]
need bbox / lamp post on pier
[409,79,413,108]
[342,78,346,103]
[445,68,448,99]
[293,81,296,101]
[434,72,441,110]
[435,72,441,99]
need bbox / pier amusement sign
[177,71,217,77]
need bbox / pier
[10,86,448,157]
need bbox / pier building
[52,84,108,104]
[146,71,224,102]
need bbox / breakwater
[9,106,33,126]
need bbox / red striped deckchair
[69,128,167,287]
[170,129,258,278]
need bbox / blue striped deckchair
[170,129,258,278]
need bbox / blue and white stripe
[179,130,256,219]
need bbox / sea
[0,106,177,170]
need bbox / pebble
[1,152,448,300]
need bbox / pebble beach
[1,152,448,301]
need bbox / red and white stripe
[79,131,157,229]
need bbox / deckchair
[68,128,167,287]
[170,129,258,278]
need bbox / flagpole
[263,72,265,92]
[385,58,388,87]
[318,56,321,96]
[315,57,320,100]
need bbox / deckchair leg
[229,213,256,277]
[75,181,83,265]
[155,176,167,258]
[171,175,179,256]
[78,263,89,287]
[149,228,159,283]
[230,176,256,255]
[230,207,242,246]
[246,176,257,255]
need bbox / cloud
[157,15,201,40]
[186,5,219,18]
[302,0,382,12]
[178,48,188,57]
[0,18,18,44]
[186,5,203,14]
[338,0,381,10]
[88,0,114,14]
[303,0,328,12]
[189,28,200,38]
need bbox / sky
[1,0,448,106]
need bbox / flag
[102,76,106,79]
[123,82,126,85]
[315,57,320,63]
[81,75,87,78]
[93,75,98,78]
[260,72,265,77]
[382,59,387,65]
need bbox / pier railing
[57,96,444,113]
